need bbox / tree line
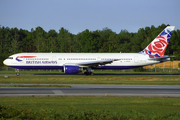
[0,24,180,66]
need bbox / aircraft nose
[3,59,8,66]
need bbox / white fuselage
[3,53,161,70]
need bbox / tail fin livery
[141,26,175,58]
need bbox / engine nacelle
[64,65,82,74]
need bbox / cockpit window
[8,57,13,59]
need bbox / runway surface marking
[52,90,64,95]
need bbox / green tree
[22,32,35,52]
[0,26,3,54]
[0,24,180,67]
[35,27,46,52]
[170,30,180,60]
[99,28,114,52]
[11,28,20,53]
[77,29,92,52]
[57,27,73,52]
[107,31,117,52]
[47,37,57,52]
[115,30,131,53]
[46,30,58,52]
[3,27,12,54]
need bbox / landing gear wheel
[16,72,20,76]
[84,72,94,76]
[90,72,94,75]
[84,72,88,76]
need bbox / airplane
[3,26,175,76]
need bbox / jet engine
[63,65,82,74]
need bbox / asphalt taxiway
[1,73,180,76]
[0,85,180,97]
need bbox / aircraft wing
[65,59,118,67]
[78,59,117,67]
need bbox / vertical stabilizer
[141,26,175,58]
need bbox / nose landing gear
[16,72,20,76]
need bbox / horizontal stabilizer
[148,56,174,61]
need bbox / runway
[0,85,180,97]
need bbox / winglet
[141,26,175,58]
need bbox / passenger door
[134,56,139,63]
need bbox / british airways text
[26,61,57,64]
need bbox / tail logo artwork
[142,26,174,58]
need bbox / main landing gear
[84,71,94,75]
[84,68,94,75]
[15,68,20,76]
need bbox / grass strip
[1,75,180,85]
[0,97,180,119]
[0,85,71,87]
[1,105,180,120]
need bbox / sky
[0,0,179,34]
